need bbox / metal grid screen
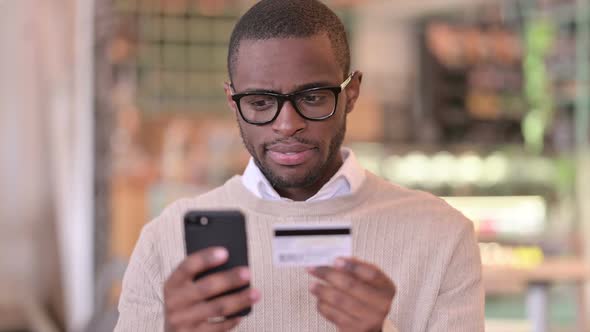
[114,0,238,113]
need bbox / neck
[274,153,344,201]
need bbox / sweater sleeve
[426,222,485,331]
[115,224,165,332]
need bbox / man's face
[225,34,361,190]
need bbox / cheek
[311,122,341,148]
[325,114,346,136]
[240,124,266,151]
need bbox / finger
[171,288,259,327]
[311,282,387,324]
[310,282,376,322]
[307,266,391,311]
[316,300,359,328]
[166,247,228,289]
[334,257,396,291]
[203,287,260,320]
[198,317,243,332]
[166,266,251,311]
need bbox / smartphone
[183,210,251,318]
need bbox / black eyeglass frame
[230,72,356,125]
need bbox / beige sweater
[115,172,484,332]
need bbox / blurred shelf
[485,319,531,332]
[477,233,543,244]
[483,258,588,295]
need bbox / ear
[345,71,363,114]
[224,82,238,114]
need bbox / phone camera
[199,217,209,226]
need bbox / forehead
[231,34,343,91]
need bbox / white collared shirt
[241,148,366,202]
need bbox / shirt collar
[241,147,366,202]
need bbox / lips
[266,142,316,166]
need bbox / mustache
[263,136,319,149]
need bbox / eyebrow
[237,81,337,94]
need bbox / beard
[238,120,346,190]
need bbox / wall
[0,0,95,330]
[0,0,63,328]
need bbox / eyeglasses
[230,72,356,125]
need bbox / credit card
[272,223,352,267]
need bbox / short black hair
[227,0,351,81]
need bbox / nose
[271,100,306,137]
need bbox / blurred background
[1,0,590,331]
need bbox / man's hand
[163,247,260,332]
[307,257,396,332]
